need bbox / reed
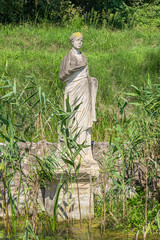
[0,23,160,141]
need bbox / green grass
[0,23,160,141]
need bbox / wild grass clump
[0,23,160,141]
[1,0,160,30]
[0,22,160,238]
[94,78,160,236]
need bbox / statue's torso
[66,50,88,84]
[59,49,88,83]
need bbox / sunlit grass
[0,23,160,141]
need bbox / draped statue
[59,32,98,164]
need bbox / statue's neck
[71,48,81,55]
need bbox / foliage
[127,191,160,230]
[0,0,83,25]
[127,1,160,28]
[71,0,124,13]
[0,75,50,235]
[0,77,47,141]
[0,24,160,141]
[0,70,86,236]
[95,78,160,233]
[0,0,62,23]
[0,19,160,238]
[0,0,160,29]
[23,220,39,240]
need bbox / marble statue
[59,32,98,164]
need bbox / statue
[59,32,98,165]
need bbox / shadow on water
[0,221,159,240]
[0,232,159,240]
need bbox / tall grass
[0,23,160,142]
[95,78,160,235]
[0,22,160,237]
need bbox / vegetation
[0,22,160,142]
[1,69,160,239]
[0,1,160,239]
[1,0,160,28]
[95,78,160,237]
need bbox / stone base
[45,180,94,220]
[0,141,100,220]
[45,162,99,220]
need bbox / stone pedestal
[45,163,99,220]
[0,141,100,220]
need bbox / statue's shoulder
[59,50,72,81]
[81,51,87,60]
[81,52,88,65]
[62,50,72,63]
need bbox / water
[0,229,158,240]
[0,221,158,240]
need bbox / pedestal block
[45,163,99,220]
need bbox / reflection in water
[0,221,159,240]
[4,230,158,240]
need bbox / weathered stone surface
[57,32,100,219]
[92,141,109,162]
[45,177,94,220]
[0,141,104,219]
[59,32,98,165]
[1,140,158,219]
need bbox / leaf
[147,73,151,88]
[0,115,9,126]
[0,85,11,89]
[75,158,81,177]
[61,157,74,166]
[66,95,71,112]
[131,85,141,95]
[73,128,82,141]
[129,102,141,106]
[14,135,25,142]
[42,92,46,105]
[112,179,123,190]
[124,92,140,97]
[146,223,151,234]
[0,91,13,100]
[25,220,39,240]
[73,102,82,111]
[0,130,10,142]
[126,178,132,184]
[13,78,17,94]
[113,145,118,154]
[22,91,38,105]
[38,87,42,103]
[73,148,82,159]
[0,161,5,170]
[114,141,123,155]
[112,172,122,180]
[28,99,40,112]
[52,175,65,233]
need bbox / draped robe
[59,49,98,162]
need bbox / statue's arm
[70,54,87,72]
[89,76,98,123]
[59,54,70,82]
[59,53,87,81]
[70,63,87,72]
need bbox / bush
[0,0,160,29]
[0,0,70,23]
[131,1,160,28]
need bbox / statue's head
[70,32,83,51]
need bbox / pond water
[0,221,159,240]
[0,229,158,240]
